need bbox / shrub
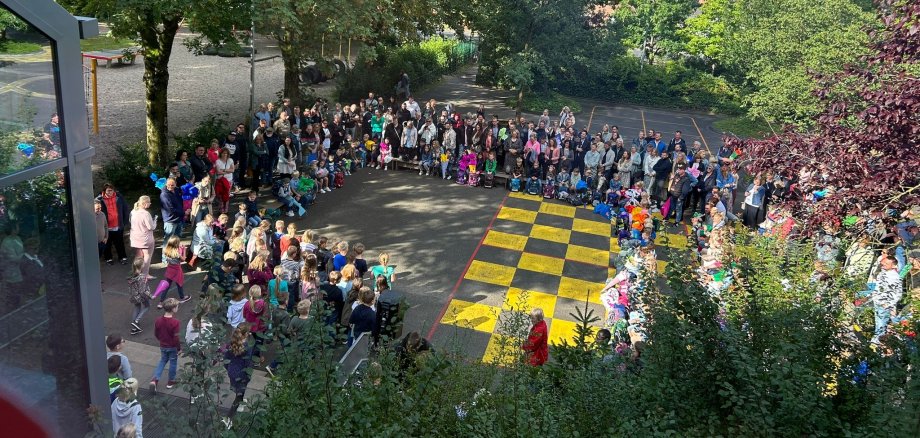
[336,37,474,103]
[173,112,230,156]
[99,142,152,195]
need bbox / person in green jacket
[370,110,384,141]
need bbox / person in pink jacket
[129,195,156,279]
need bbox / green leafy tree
[72,0,248,166]
[680,0,734,73]
[719,0,874,126]
[0,8,27,41]
[614,0,694,66]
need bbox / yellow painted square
[497,207,538,224]
[509,191,539,201]
[608,267,618,278]
[566,245,610,267]
[657,260,668,273]
[503,287,557,319]
[483,333,521,364]
[572,218,610,237]
[483,230,528,251]
[538,202,576,218]
[529,224,571,244]
[662,232,688,249]
[440,299,499,333]
[557,276,604,304]
[465,260,516,287]
[548,318,595,346]
[518,252,564,276]
[610,237,620,253]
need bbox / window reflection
[0,169,88,436]
[0,7,63,177]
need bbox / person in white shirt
[405,97,421,120]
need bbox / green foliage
[98,142,152,195]
[0,40,41,54]
[79,35,136,52]
[336,37,472,103]
[713,115,774,139]
[503,92,582,115]
[553,56,744,115]
[0,8,27,40]
[172,113,229,157]
[615,0,695,65]
[705,0,876,126]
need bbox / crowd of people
[93,89,918,435]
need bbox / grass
[80,35,136,52]
[0,40,42,55]
[712,115,774,139]
[505,91,583,115]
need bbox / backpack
[526,179,540,195]
[333,171,345,188]
[468,172,480,187]
[543,182,556,199]
[510,178,521,192]
[483,173,494,188]
[271,179,283,197]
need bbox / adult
[192,214,216,263]
[97,183,130,265]
[190,145,212,182]
[159,178,184,261]
[651,132,667,155]
[617,150,633,189]
[652,151,672,204]
[43,112,61,151]
[522,308,548,366]
[600,141,616,182]
[504,129,522,174]
[214,148,235,214]
[667,130,686,156]
[129,196,156,280]
[276,136,298,181]
[192,174,214,225]
[742,175,766,229]
[233,123,249,187]
[401,120,418,162]
[667,164,694,223]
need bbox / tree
[719,0,874,126]
[472,0,615,115]
[680,0,733,73]
[727,0,920,237]
[0,8,27,41]
[614,0,694,66]
[78,0,247,166]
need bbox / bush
[173,113,229,156]
[336,37,475,103]
[546,56,744,115]
[504,91,582,115]
[99,142,152,195]
[713,115,774,139]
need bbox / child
[483,151,497,187]
[267,266,288,306]
[378,137,392,170]
[353,243,368,279]
[310,160,331,194]
[569,168,583,193]
[526,172,542,195]
[369,252,396,291]
[419,144,434,176]
[243,285,267,358]
[127,258,152,335]
[150,298,181,392]
[157,236,190,307]
[106,334,133,379]
[243,191,262,228]
[227,284,248,328]
[301,255,320,302]
[556,166,570,193]
[333,241,349,272]
[111,378,143,437]
[108,355,124,402]
[278,178,307,217]
[527,160,542,180]
[510,157,524,192]
[457,147,476,184]
[316,236,332,281]
[440,149,453,180]
[288,298,313,343]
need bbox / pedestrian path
[430,192,686,361]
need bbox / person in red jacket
[522,308,548,366]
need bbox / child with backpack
[509,157,524,191]
[127,258,152,335]
[227,284,248,329]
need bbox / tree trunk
[280,39,303,105]
[140,16,181,167]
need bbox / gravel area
[87,27,339,166]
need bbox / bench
[391,158,510,186]
[82,47,143,67]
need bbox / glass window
[0,7,63,177]
[0,169,88,436]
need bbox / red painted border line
[427,192,510,340]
